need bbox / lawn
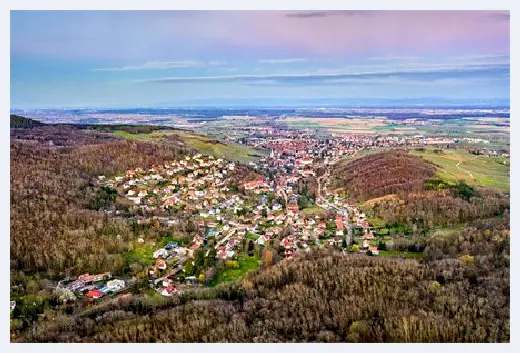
[208,254,261,287]
[122,242,155,268]
[247,232,260,240]
[378,250,425,259]
[302,205,327,217]
[410,148,509,191]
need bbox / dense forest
[10,120,263,336]
[16,217,509,343]
[10,119,194,303]
[330,150,438,201]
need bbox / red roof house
[86,290,104,299]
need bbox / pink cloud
[201,11,509,56]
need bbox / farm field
[410,148,510,191]
[283,117,386,134]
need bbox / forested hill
[330,149,437,202]
[10,114,44,128]
[18,218,510,342]
[330,149,509,230]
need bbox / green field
[411,148,509,191]
[113,129,266,163]
[113,130,164,141]
[378,250,425,259]
[178,132,266,163]
[208,254,261,287]
[302,205,327,217]
[122,242,155,268]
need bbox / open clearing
[208,254,260,287]
[410,148,509,191]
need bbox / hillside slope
[18,220,509,342]
[331,149,509,230]
[10,114,43,128]
[330,149,437,202]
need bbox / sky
[10,10,510,108]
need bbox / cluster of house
[140,240,192,296]
[99,154,244,213]
[57,272,127,300]
[93,143,386,299]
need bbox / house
[287,204,299,215]
[66,279,86,291]
[106,279,125,290]
[153,249,169,259]
[78,272,112,284]
[335,216,344,231]
[164,242,179,250]
[226,250,236,259]
[86,290,104,299]
[244,178,267,190]
[217,247,227,259]
[160,285,178,297]
[156,259,167,270]
[282,237,293,249]
[363,230,376,239]
[256,235,270,246]
[368,246,379,256]
[284,248,296,258]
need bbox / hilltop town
[85,149,379,299]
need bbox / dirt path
[455,156,477,180]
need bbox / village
[46,116,496,305]
[51,148,384,302]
